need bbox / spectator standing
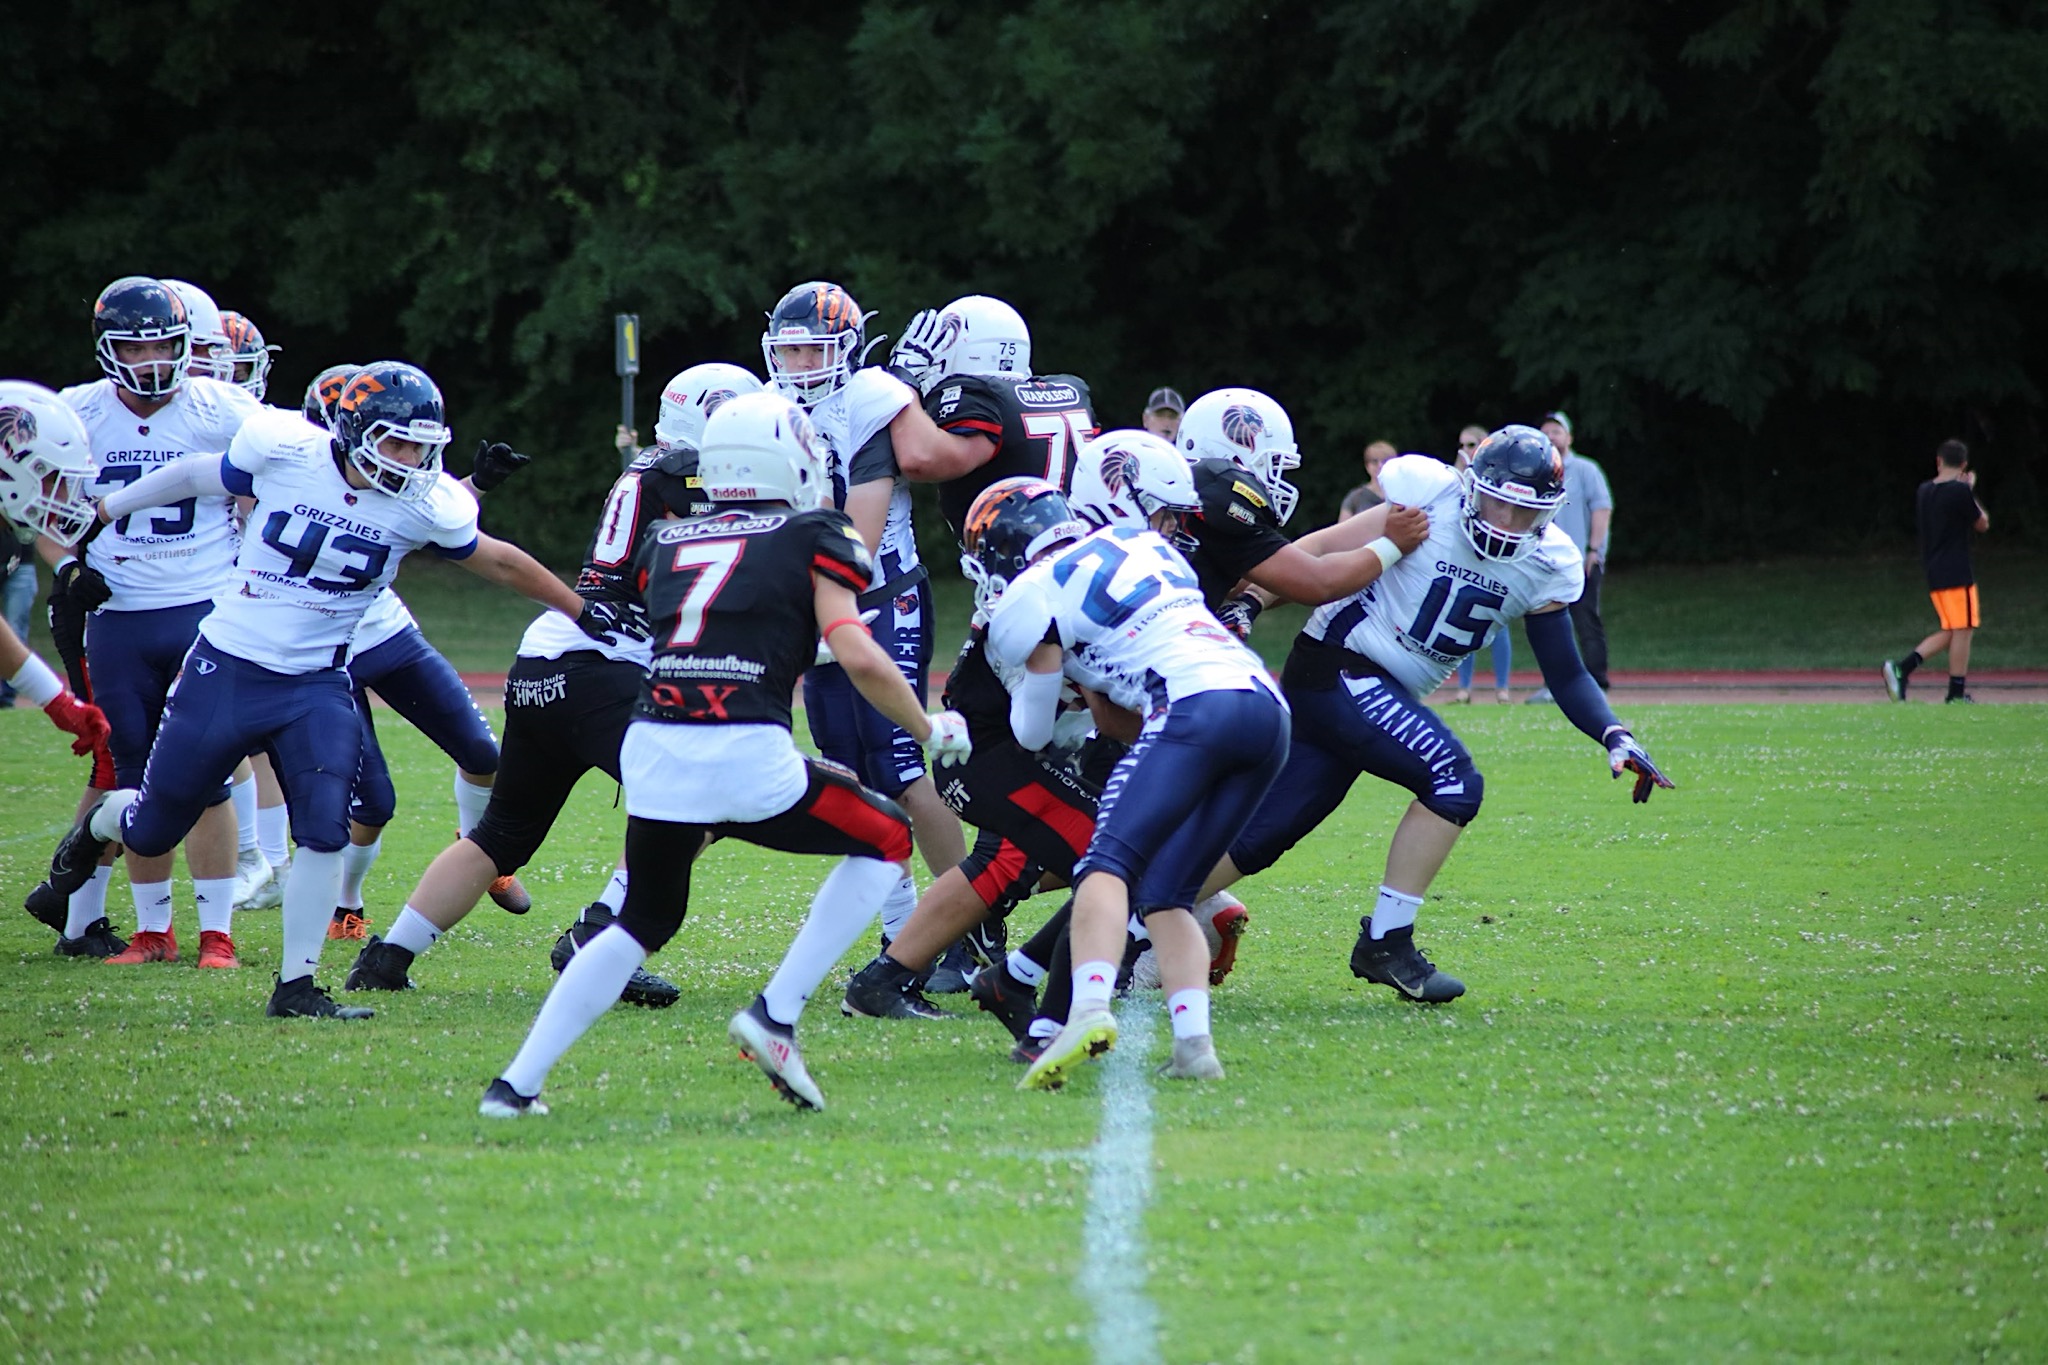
[1527,410,1612,701]
[1884,439,1989,703]
[1451,424,1513,702]
[1340,439,1396,518]
[0,555,34,706]
[1142,387,1184,444]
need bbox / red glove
[44,690,111,757]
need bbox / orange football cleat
[487,874,532,914]
[327,908,369,941]
[196,930,241,969]
[105,928,178,965]
[1201,893,1250,986]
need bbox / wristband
[1366,536,1404,573]
[821,617,870,642]
[9,654,64,707]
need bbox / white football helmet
[1178,387,1301,525]
[696,391,830,509]
[160,280,234,383]
[0,380,97,547]
[934,295,1031,383]
[1068,429,1199,530]
[653,363,765,452]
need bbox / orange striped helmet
[761,281,866,408]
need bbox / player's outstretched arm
[456,532,587,620]
[1524,605,1674,802]
[889,401,998,484]
[1243,501,1430,607]
[96,451,232,520]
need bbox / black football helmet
[302,363,360,430]
[220,311,281,400]
[92,276,190,398]
[332,361,451,501]
[761,281,866,408]
[1461,424,1566,560]
[959,476,1087,612]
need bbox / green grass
[2,702,2044,1361]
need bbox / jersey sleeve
[1524,530,1586,609]
[986,574,1059,669]
[1379,454,1458,507]
[221,410,283,494]
[421,474,481,558]
[929,375,1006,443]
[194,378,263,446]
[1194,463,1292,581]
[846,425,899,486]
[808,510,874,594]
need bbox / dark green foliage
[4,0,2043,563]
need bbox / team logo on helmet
[0,404,35,459]
[337,372,389,412]
[1100,448,1140,497]
[1220,404,1266,450]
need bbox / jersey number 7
[664,540,744,646]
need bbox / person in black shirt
[480,392,970,1117]
[1885,440,1990,703]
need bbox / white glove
[888,308,951,396]
[925,709,973,766]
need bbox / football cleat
[27,794,116,927]
[104,928,178,965]
[968,964,1039,1043]
[842,955,956,1020]
[53,918,127,959]
[196,930,241,969]
[1946,691,1976,704]
[728,997,824,1111]
[1198,891,1250,986]
[549,910,680,1008]
[478,1077,549,1119]
[1158,1033,1225,1081]
[242,855,288,911]
[924,940,978,995]
[488,874,532,914]
[1009,1036,1047,1066]
[1020,1004,1117,1091]
[344,936,417,992]
[266,973,373,1020]
[1350,921,1465,1003]
[327,907,370,941]
[1882,659,1906,702]
[230,848,272,907]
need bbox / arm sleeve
[1524,608,1621,742]
[1008,665,1064,751]
[847,425,899,486]
[102,452,232,517]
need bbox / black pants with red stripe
[940,740,1100,910]
[617,758,912,954]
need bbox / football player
[30,360,618,1018]
[479,391,972,1116]
[218,310,281,401]
[1200,425,1674,1001]
[342,362,760,1006]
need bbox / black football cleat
[52,917,127,959]
[344,936,417,992]
[842,955,956,1019]
[969,964,1039,1043]
[478,1077,549,1118]
[26,795,115,930]
[266,973,375,1020]
[549,908,680,1008]
[1350,920,1465,1003]
[925,940,978,994]
[1009,1035,1048,1066]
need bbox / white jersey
[810,369,920,588]
[63,376,260,611]
[987,525,1277,715]
[202,408,480,673]
[348,587,420,659]
[1304,455,1583,695]
[517,604,650,666]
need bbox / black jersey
[633,505,872,730]
[930,373,1099,540]
[940,623,1015,748]
[574,446,711,605]
[1180,457,1292,608]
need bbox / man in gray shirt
[1527,410,1613,698]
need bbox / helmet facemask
[98,330,190,400]
[347,422,450,502]
[1460,466,1561,560]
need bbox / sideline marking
[1083,999,1161,1365]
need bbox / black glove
[1217,593,1262,641]
[470,439,532,493]
[53,558,112,612]
[1604,728,1676,804]
[576,597,651,646]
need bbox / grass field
[2,697,2044,1362]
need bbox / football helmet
[0,380,96,547]
[959,476,1087,613]
[160,280,234,384]
[1461,424,1566,560]
[302,363,359,430]
[1178,388,1301,525]
[695,390,829,508]
[219,310,281,400]
[933,295,1032,383]
[332,361,452,501]
[761,281,866,408]
[653,362,765,452]
[1068,429,1199,530]
[92,276,190,399]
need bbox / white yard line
[1083,998,1162,1365]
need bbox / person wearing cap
[1142,387,1184,443]
[1527,410,1613,701]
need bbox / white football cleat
[231,848,272,908]
[242,855,289,911]
[729,999,825,1111]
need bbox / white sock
[257,803,290,867]
[64,866,113,939]
[279,847,343,983]
[1006,949,1046,988]
[500,925,647,1097]
[1371,885,1424,938]
[1028,1016,1060,1041]
[1167,988,1211,1040]
[230,774,258,853]
[454,774,493,838]
[595,865,629,914]
[1127,912,1151,944]
[339,836,382,910]
[386,906,442,956]
[762,857,900,1026]
[194,877,236,936]
[878,871,917,942]
[90,789,139,842]
[1072,958,1117,1013]
[131,879,173,934]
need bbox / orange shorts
[1930,585,1980,631]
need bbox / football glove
[926,709,973,766]
[53,558,112,613]
[575,597,652,646]
[1216,594,1262,640]
[1604,728,1674,803]
[470,439,532,493]
[44,690,110,757]
[887,308,949,396]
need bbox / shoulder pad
[1379,454,1458,508]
